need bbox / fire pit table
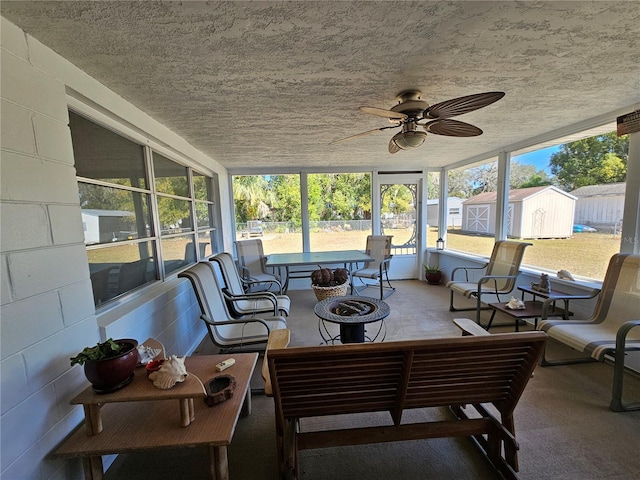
[313,295,390,344]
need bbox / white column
[620,130,640,254]
[495,151,511,240]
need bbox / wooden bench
[266,328,547,479]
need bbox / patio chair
[447,240,532,327]
[351,235,395,300]
[537,253,640,412]
[178,262,287,352]
[235,239,283,293]
[210,252,290,317]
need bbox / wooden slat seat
[267,330,547,480]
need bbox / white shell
[137,345,162,365]
[149,355,188,389]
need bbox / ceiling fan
[331,90,505,154]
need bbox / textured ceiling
[2,1,639,172]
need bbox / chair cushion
[352,268,380,279]
[446,281,512,298]
[216,316,288,346]
[232,295,290,317]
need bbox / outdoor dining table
[265,250,374,293]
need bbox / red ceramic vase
[83,339,139,393]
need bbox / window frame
[69,107,220,308]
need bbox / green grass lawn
[88,227,619,282]
[443,229,619,280]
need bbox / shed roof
[570,182,626,197]
[82,209,134,217]
[463,186,576,205]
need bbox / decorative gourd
[311,266,334,287]
[333,268,349,285]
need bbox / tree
[446,160,551,198]
[549,132,628,191]
[233,175,276,222]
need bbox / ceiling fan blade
[329,125,398,145]
[360,106,408,120]
[424,119,483,137]
[424,91,505,119]
[388,139,401,154]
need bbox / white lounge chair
[179,262,287,352]
[537,253,640,412]
[447,240,532,327]
[210,252,290,317]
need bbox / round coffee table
[313,295,390,344]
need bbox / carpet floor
[105,281,640,479]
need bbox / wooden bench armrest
[453,318,490,336]
[262,329,291,396]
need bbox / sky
[513,145,561,174]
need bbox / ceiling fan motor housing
[390,90,430,118]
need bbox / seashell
[137,345,162,365]
[148,355,188,389]
[557,269,575,281]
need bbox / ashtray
[204,375,237,406]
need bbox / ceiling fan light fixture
[391,130,427,150]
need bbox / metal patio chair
[179,262,287,352]
[537,253,640,412]
[235,239,283,293]
[210,252,290,317]
[351,235,395,300]
[447,240,532,326]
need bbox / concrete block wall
[0,18,220,479]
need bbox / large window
[441,130,628,281]
[70,112,218,306]
[308,173,371,251]
[445,158,500,259]
[512,131,627,280]
[233,173,371,254]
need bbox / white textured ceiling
[2,1,639,172]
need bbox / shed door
[466,206,490,233]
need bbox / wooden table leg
[241,388,252,417]
[189,397,195,422]
[83,404,102,435]
[179,398,192,427]
[82,456,104,480]
[209,445,229,480]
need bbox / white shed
[82,209,135,244]
[571,183,625,231]
[461,186,576,239]
[426,197,464,228]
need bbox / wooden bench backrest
[268,332,546,432]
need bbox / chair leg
[610,323,640,411]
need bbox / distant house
[81,209,135,244]
[461,186,576,239]
[426,197,464,228]
[571,182,625,230]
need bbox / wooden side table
[518,284,600,320]
[71,364,206,435]
[54,353,258,480]
[487,300,566,331]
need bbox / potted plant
[424,264,443,285]
[310,266,350,301]
[70,338,139,393]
